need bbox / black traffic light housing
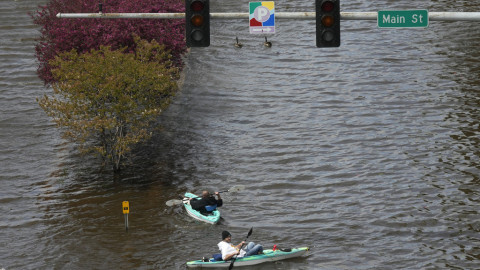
[316,0,340,47]
[185,0,210,47]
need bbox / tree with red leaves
[33,0,186,84]
[38,37,181,172]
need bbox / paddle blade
[247,227,253,238]
[165,199,183,206]
[228,185,245,193]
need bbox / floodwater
[1,0,480,269]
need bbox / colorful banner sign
[249,2,275,34]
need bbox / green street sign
[378,10,428,28]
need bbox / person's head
[222,231,231,242]
[202,190,210,198]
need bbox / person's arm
[235,241,245,249]
[213,192,223,207]
[223,250,240,261]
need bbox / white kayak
[186,247,309,268]
[183,192,221,225]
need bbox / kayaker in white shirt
[217,231,263,261]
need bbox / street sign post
[378,10,428,28]
[122,201,129,232]
[249,2,275,34]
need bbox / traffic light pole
[57,12,480,22]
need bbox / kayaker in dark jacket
[189,191,223,214]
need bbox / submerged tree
[32,0,186,84]
[38,37,179,171]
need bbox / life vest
[205,204,217,212]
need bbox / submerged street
[1,0,480,269]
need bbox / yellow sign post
[122,201,129,232]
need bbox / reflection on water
[1,0,480,269]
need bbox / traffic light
[316,0,340,47]
[185,0,210,47]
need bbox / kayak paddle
[228,227,253,270]
[218,185,245,193]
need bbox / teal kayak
[186,247,309,268]
[183,192,221,224]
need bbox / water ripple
[2,0,480,269]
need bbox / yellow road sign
[122,201,130,214]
